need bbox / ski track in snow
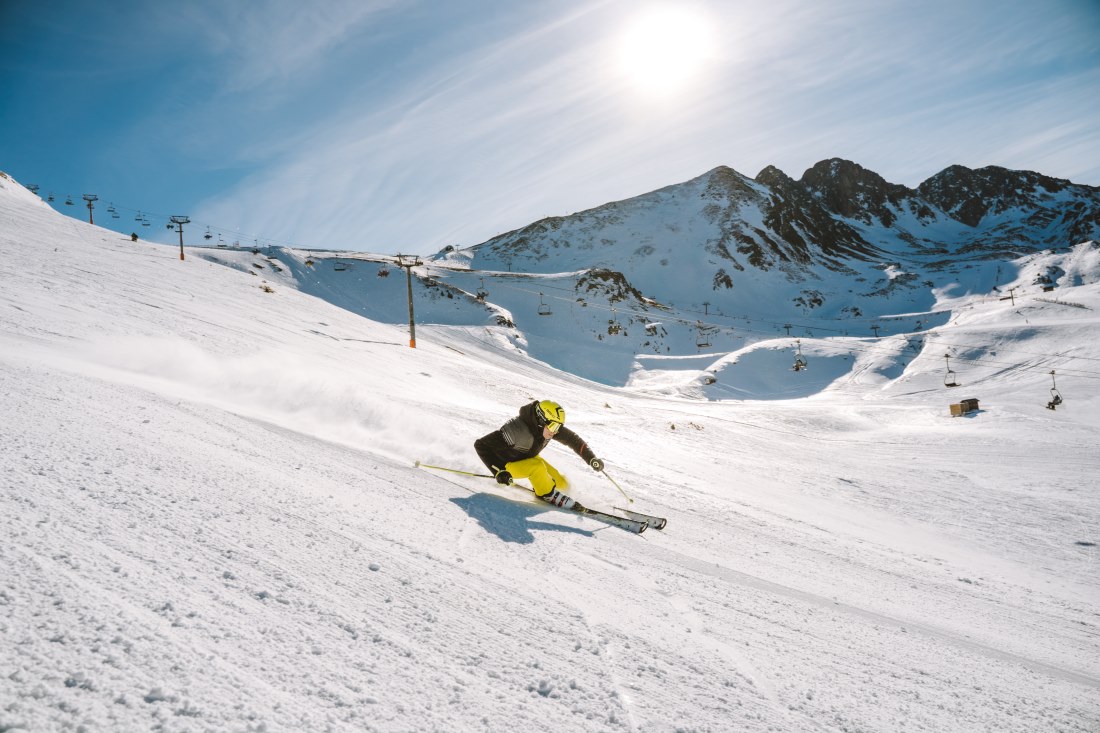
[2,176,1100,731]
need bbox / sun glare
[617,7,716,97]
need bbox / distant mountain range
[449,158,1100,283]
[418,159,1100,384]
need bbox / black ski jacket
[474,400,596,475]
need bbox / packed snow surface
[2,172,1099,732]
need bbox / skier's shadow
[450,493,592,544]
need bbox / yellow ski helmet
[535,400,565,432]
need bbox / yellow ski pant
[504,457,568,497]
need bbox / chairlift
[606,308,623,335]
[537,293,552,316]
[135,211,143,221]
[475,278,488,300]
[943,354,960,388]
[204,227,213,240]
[48,193,56,202]
[142,218,150,227]
[64,195,74,206]
[792,339,808,371]
[695,321,711,348]
[377,266,390,278]
[1046,370,1063,410]
[334,261,348,272]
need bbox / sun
[617,7,716,96]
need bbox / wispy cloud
[178,0,404,93]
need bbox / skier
[474,399,604,510]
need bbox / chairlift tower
[396,254,423,348]
[999,286,1020,305]
[82,194,98,225]
[168,216,190,261]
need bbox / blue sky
[2,0,1099,254]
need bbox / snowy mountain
[3,168,1100,732]
[460,158,1100,273]
[419,159,1096,385]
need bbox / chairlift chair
[334,261,348,272]
[607,309,623,335]
[475,278,488,300]
[537,293,552,316]
[204,227,213,240]
[65,196,74,206]
[377,266,390,278]
[792,339,808,371]
[944,354,960,387]
[1047,370,1063,410]
[695,322,711,348]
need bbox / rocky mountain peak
[754,164,796,188]
[798,158,911,226]
[917,164,1078,227]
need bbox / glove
[495,470,514,486]
[589,457,604,472]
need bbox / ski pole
[601,468,633,503]
[414,461,494,479]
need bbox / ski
[572,502,648,534]
[612,507,667,531]
[511,484,647,534]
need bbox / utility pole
[168,216,190,261]
[82,194,98,224]
[396,254,423,348]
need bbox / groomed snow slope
[2,173,1099,732]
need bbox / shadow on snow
[450,493,592,544]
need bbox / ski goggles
[545,420,562,434]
